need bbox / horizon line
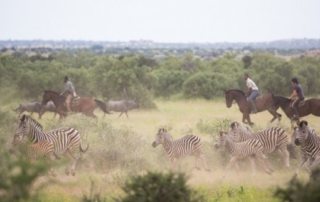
[0,37,319,44]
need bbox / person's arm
[289,89,297,100]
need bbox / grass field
[4,99,316,201]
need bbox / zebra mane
[23,115,44,131]
[230,121,253,133]
[158,128,173,141]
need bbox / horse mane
[226,89,246,96]
[44,90,59,95]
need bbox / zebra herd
[11,114,320,176]
[152,121,320,175]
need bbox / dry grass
[6,99,316,201]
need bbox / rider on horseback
[61,76,78,112]
[289,77,304,119]
[244,73,259,113]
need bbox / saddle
[290,99,305,107]
[299,100,305,107]
[71,96,80,107]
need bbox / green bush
[183,72,232,99]
[119,172,204,202]
[0,140,50,202]
[274,168,320,202]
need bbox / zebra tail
[94,99,111,114]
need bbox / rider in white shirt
[244,73,259,113]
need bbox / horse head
[224,90,233,108]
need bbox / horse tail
[94,99,111,114]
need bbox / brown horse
[41,90,110,118]
[273,95,320,122]
[224,89,281,125]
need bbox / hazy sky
[1,0,320,42]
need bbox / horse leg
[125,111,129,118]
[246,114,254,125]
[242,114,247,124]
[267,108,281,123]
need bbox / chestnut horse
[273,95,320,122]
[224,89,281,125]
[41,90,110,118]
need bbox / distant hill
[1,38,320,50]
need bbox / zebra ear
[299,120,308,128]
[219,131,224,136]
[20,114,26,122]
[230,121,238,129]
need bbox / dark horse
[224,89,281,125]
[273,95,320,122]
[41,90,110,118]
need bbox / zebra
[215,131,273,175]
[13,114,89,176]
[228,121,290,168]
[293,120,320,173]
[152,128,209,171]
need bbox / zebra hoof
[205,168,211,172]
[65,169,70,176]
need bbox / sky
[1,0,320,43]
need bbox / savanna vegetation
[1,50,320,106]
[0,50,320,201]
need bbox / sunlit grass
[4,99,316,201]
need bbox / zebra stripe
[26,141,55,161]
[229,121,290,167]
[152,128,209,170]
[14,114,88,175]
[293,120,320,170]
[217,131,272,174]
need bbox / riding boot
[250,100,257,114]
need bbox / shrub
[0,140,50,202]
[274,168,320,202]
[119,172,204,202]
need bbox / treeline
[0,50,320,107]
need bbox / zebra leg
[278,147,290,168]
[199,153,211,171]
[222,156,238,179]
[67,150,80,176]
[64,150,76,176]
[294,158,308,177]
[226,156,238,170]
[256,154,273,175]
[249,157,257,176]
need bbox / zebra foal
[13,114,88,176]
[215,131,273,175]
[152,128,209,171]
[228,121,290,168]
[12,138,55,161]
